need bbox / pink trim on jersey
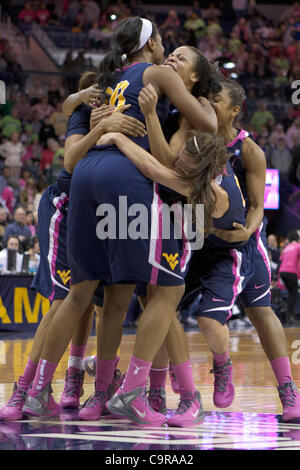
[255,224,271,284]
[226,129,249,148]
[203,248,244,315]
[249,223,271,304]
[230,249,242,304]
[172,202,191,272]
[227,249,244,320]
[226,310,232,321]
[279,242,300,274]
[148,184,184,284]
[150,184,163,284]
[116,62,140,72]
[48,193,69,301]
[180,217,191,272]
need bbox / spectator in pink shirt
[286,118,300,150]
[279,231,300,323]
[32,96,54,121]
[25,210,37,237]
[270,124,288,146]
[40,137,56,173]
[14,93,33,122]
[161,10,181,31]
[18,2,36,24]
[232,17,252,43]
[1,185,14,215]
[36,2,50,26]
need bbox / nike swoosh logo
[192,410,200,418]
[212,298,226,302]
[254,284,265,289]
[133,366,147,375]
[132,405,146,419]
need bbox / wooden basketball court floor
[1,325,300,451]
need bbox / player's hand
[138,84,158,116]
[198,96,210,106]
[96,107,146,143]
[79,84,102,108]
[98,132,120,146]
[198,96,216,115]
[90,104,116,129]
[213,223,251,242]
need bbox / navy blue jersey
[227,129,271,306]
[227,129,250,208]
[88,62,169,154]
[66,104,91,138]
[227,128,268,227]
[205,161,247,248]
[56,104,92,195]
[213,162,246,230]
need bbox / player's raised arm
[99,131,189,196]
[143,65,218,134]
[62,84,102,116]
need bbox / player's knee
[198,315,223,332]
[68,285,92,309]
[148,284,185,308]
[246,306,273,321]
[103,295,129,317]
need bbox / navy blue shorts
[67,150,191,287]
[239,221,272,309]
[31,184,104,306]
[182,237,256,325]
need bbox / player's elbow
[62,102,71,117]
[139,161,155,180]
[206,115,218,134]
[139,161,161,182]
[196,115,218,134]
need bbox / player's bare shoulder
[241,136,266,170]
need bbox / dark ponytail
[188,48,222,99]
[210,64,246,126]
[176,132,230,234]
[97,17,158,100]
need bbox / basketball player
[22,16,217,426]
[0,72,146,420]
[209,78,300,421]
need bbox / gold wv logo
[162,253,179,271]
[57,270,71,286]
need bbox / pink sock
[121,356,152,393]
[18,358,38,392]
[70,343,87,358]
[173,360,196,396]
[68,343,87,370]
[95,358,116,392]
[149,367,168,389]
[29,358,58,397]
[271,356,293,387]
[212,348,230,366]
